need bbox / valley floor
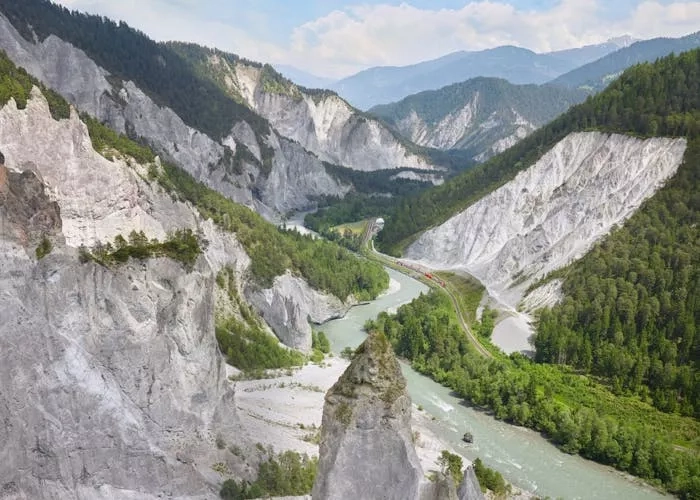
[232,356,451,472]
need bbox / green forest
[367,291,700,498]
[375,49,700,255]
[534,139,699,417]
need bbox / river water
[318,267,668,500]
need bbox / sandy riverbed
[233,355,465,474]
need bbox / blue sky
[56,1,700,78]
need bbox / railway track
[366,235,493,359]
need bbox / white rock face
[0,165,232,498]
[406,132,687,302]
[398,95,479,150]
[0,253,233,499]
[0,84,356,497]
[230,63,435,172]
[0,13,348,215]
[246,272,351,352]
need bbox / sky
[54,0,700,79]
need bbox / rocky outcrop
[457,467,484,500]
[312,332,425,499]
[0,164,62,250]
[312,332,483,499]
[0,13,348,216]
[405,132,687,306]
[246,272,351,352]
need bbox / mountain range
[551,31,700,90]
[369,78,588,160]
[328,38,634,110]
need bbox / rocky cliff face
[247,272,352,352]
[0,165,232,499]
[0,83,357,497]
[0,13,348,217]
[370,78,587,161]
[312,332,482,499]
[405,132,687,308]
[211,56,437,173]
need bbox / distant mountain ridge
[370,77,588,160]
[551,31,700,90]
[330,38,632,109]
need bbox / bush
[312,330,330,354]
[219,451,317,500]
[473,458,509,496]
[35,236,52,260]
[438,450,463,484]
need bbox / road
[366,236,493,359]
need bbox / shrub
[35,236,52,260]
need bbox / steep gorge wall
[405,132,687,307]
[0,87,356,497]
[231,61,437,172]
[0,13,348,216]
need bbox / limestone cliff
[0,13,348,217]
[405,132,687,307]
[0,164,232,498]
[0,83,361,498]
[312,332,483,499]
[197,52,437,173]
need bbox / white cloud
[287,0,700,77]
[52,0,700,79]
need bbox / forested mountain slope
[369,77,587,160]
[403,46,700,459]
[377,50,700,499]
[377,50,700,256]
[534,133,699,418]
[551,31,700,90]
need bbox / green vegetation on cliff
[214,267,305,374]
[78,229,202,270]
[0,49,69,120]
[367,291,700,498]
